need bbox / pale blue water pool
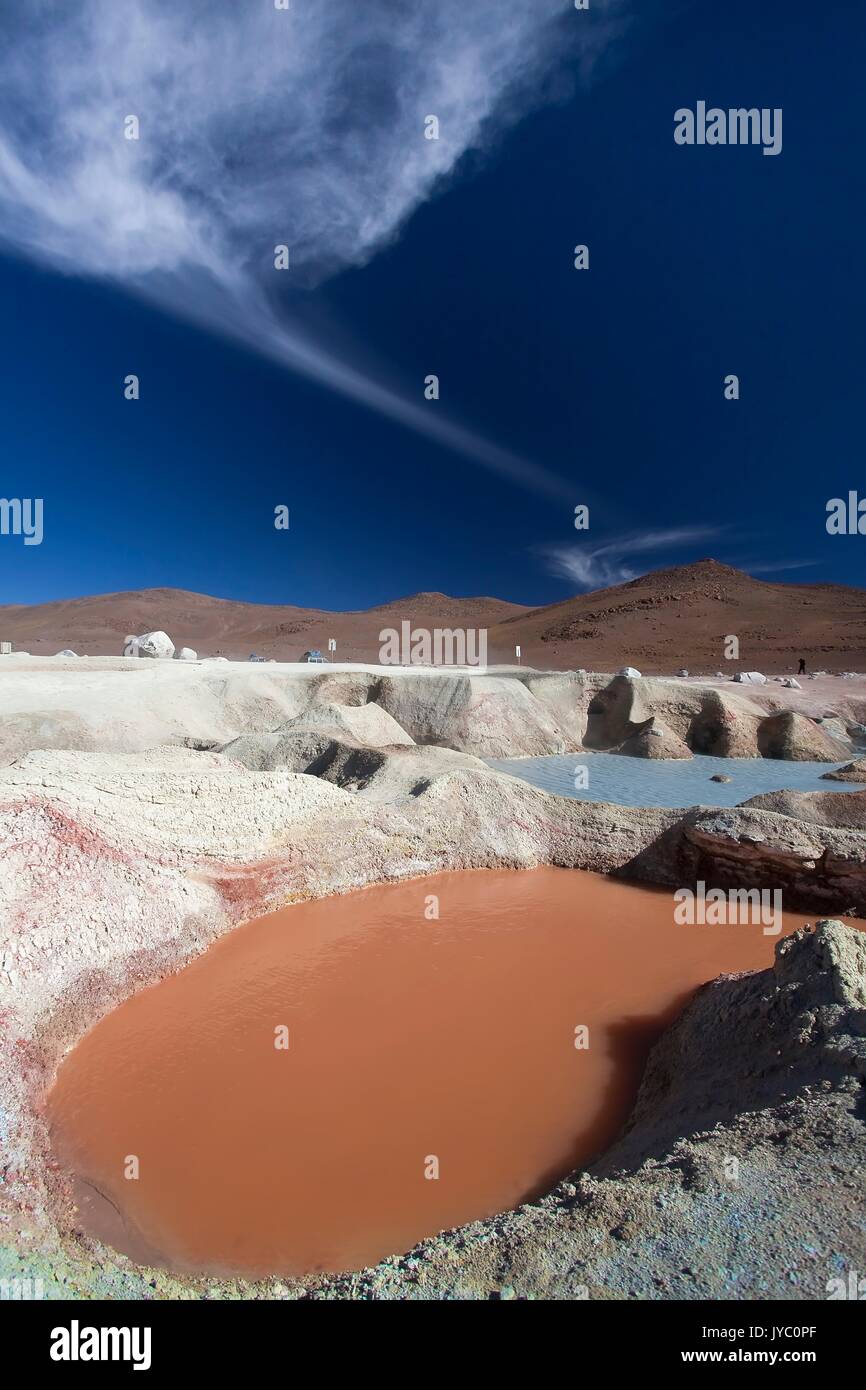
[484,752,865,809]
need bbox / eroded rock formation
[613,716,693,759]
[823,758,866,782]
[0,661,862,766]
[1,664,865,1301]
[757,710,849,761]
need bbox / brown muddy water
[47,867,839,1279]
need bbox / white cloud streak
[0,0,625,497]
[540,526,725,589]
[743,559,819,574]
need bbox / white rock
[677,669,689,678]
[55,649,78,658]
[732,671,767,685]
[780,678,802,689]
[123,634,141,657]
[175,647,198,661]
[617,667,642,678]
[137,630,175,660]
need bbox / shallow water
[47,868,848,1279]
[485,751,865,808]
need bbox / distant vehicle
[300,649,328,664]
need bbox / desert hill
[2,560,864,671]
[488,560,866,673]
[0,586,530,663]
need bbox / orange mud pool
[46,867,843,1278]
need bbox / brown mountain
[488,559,866,673]
[0,587,530,662]
[2,560,864,671]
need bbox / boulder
[779,678,801,689]
[308,672,378,707]
[521,672,590,747]
[757,711,849,762]
[122,634,141,657]
[677,669,689,678]
[220,729,336,773]
[687,689,762,758]
[584,675,653,750]
[617,667,642,678]
[137,631,175,660]
[373,671,569,758]
[732,671,767,685]
[710,773,732,783]
[612,921,866,1172]
[175,647,198,661]
[820,759,866,783]
[614,717,692,760]
[739,788,866,831]
[55,650,78,658]
[282,700,414,748]
[814,716,850,745]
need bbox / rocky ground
[2,654,866,764]
[1,660,865,1300]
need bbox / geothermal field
[0,0,862,1343]
[2,641,865,1301]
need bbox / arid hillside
[0,587,529,663]
[1,560,865,671]
[490,560,866,673]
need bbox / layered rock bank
[2,658,866,765]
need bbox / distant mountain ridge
[2,560,865,671]
[486,559,866,671]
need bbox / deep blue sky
[2,0,864,609]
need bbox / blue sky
[0,0,863,608]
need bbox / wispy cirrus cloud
[0,0,626,497]
[539,525,726,590]
[742,559,819,574]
